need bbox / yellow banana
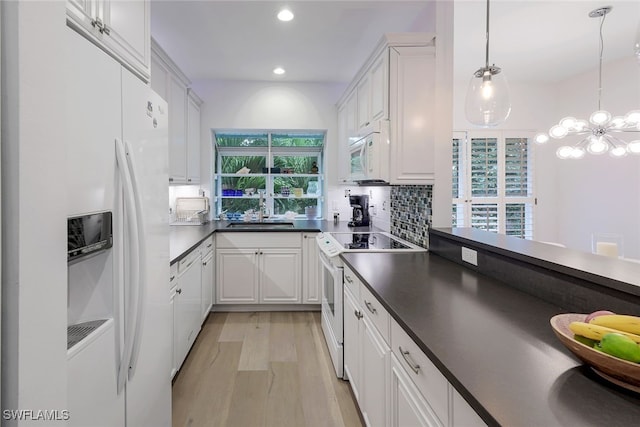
[569,321,640,344]
[589,314,640,335]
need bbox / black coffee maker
[348,195,370,227]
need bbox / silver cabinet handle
[364,300,377,314]
[185,259,195,269]
[354,310,363,320]
[345,275,353,284]
[203,261,207,266]
[169,275,175,282]
[399,346,420,374]
[207,243,212,248]
[176,288,182,294]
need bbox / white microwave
[348,120,390,184]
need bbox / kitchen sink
[225,221,295,230]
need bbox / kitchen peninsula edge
[339,228,640,426]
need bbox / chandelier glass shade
[464,0,511,127]
[534,6,640,159]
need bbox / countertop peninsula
[340,250,640,426]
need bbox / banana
[589,314,640,335]
[569,321,640,344]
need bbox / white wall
[191,79,360,218]
[453,56,640,258]
[538,56,640,258]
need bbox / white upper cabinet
[336,33,436,185]
[186,90,202,184]
[66,0,151,82]
[150,40,202,185]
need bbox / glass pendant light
[465,0,511,127]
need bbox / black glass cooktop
[330,232,411,250]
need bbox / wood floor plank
[264,362,306,427]
[223,370,270,427]
[172,339,242,427]
[218,311,253,342]
[293,312,346,427]
[269,311,297,362]
[238,311,271,371]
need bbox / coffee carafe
[348,194,370,227]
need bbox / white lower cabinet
[361,316,390,427]
[390,352,440,427]
[215,233,302,304]
[343,270,487,427]
[343,269,390,427]
[344,288,362,401]
[201,250,214,320]
[302,233,321,303]
[173,249,202,371]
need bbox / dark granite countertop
[432,227,640,298]
[340,251,640,427]
[169,220,375,265]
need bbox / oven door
[318,249,345,378]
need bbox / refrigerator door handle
[115,138,141,394]
[124,139,148,381]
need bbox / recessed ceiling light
[277,9,294,22]
[273,67,286,75]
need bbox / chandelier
[534,6,640,159]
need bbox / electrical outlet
[461,247,478,266]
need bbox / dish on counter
[550,313,640,393]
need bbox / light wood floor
[172,311,364,427]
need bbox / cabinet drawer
[178,249,201,274]
[391,318,449,426]
[216,232,301,249]
[200,234,214,254]
[360,284,390,344]
[343,266,360,298]
[169,263,178,289]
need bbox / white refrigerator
[65,27,172,427]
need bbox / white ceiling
[151,0,640,85]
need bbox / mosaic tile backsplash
[390,185,433,248]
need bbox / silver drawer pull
[169,275,176,282]
[354,310,363,320]
[345,275,353,284]
[399,346,420,374]
[364,300,377,314]
[176,288,182,294]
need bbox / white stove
[316,231,425,378]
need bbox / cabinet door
[186,94,201,184]
[168,75,187,183]
[302,233,320,303]
[451,386,486,427]
[390,353,440,427]
[101,0,150,80]
[361,316,390,427]
[174,257,202,369]
[201,252,213,321]
[150,55,169,101]
[370,51,388,121]
[389,46,436,184]
[343,289,362,402]
[260,249,301,303]
[66,0,98,35]
[216,249,259,304]
[346,91,358,138]
[357,75,371,129]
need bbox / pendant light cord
[597,11,606,111]
[484,0,491,69]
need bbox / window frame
[212,130,325,219]
[452,130,536,239]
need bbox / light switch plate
[461,247,478,266]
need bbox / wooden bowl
[550,313,640,392]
